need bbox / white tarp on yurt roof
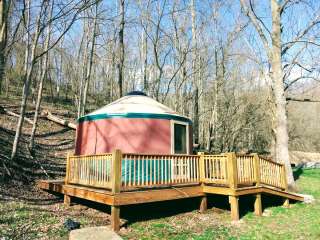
[87,94,182,117]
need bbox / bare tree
[138,0,151,93]
[0,0,11,93]
[240,0,320,188]
[11,0,96,159]
[29,0,54,151]
[80,2,99,116]
[118,0,125,97]
[11,0,41,160]
[191,0,199,145]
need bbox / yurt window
[171,121,189,154]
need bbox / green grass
[123,169,320,240]
[235,169,320,240]
[1,169,319,239]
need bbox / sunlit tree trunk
[270,0,293,187]
[29,1,53,151]
[12,0,42,159]
[239,0,295,187]
[207,50,219,152]
[77,16,90,118]
[81,2,98,116]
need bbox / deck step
[69,227,122,240]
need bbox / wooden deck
[38,179,304,231]
[38,150,305,232]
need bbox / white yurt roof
[79,91,191,122]
[90,95,177,115]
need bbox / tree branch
[239,0,271,59]
[281,14,320,55]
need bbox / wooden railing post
[111,149,122,232]
[64,153,71,206]
[281,165,288,191]
[226,152,238,189]
[253,154,261,186]
[111,149,122,194]
[198,152,205,183]
[65,153,70,185]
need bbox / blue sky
[49,0,320,93]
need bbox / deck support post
[254,194,262,216]
[199,195,207,213]
[111,206,120,232]
[227,153,239,221]
[283,198,290,208]
[229,195,239,221]
[64,195,71,207]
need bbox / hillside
[0,97,116,239]
[0,96,75,198]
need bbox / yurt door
[171,121,189,154]
[171,120,190,180]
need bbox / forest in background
[0,0,320,184]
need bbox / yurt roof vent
[126,91,147,96]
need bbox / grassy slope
[236,169,320,240]
[122,169,320,240]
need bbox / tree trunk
[81,3,98,116]
[0,0,9,94]
[207,50,219,152]
[77,16,90,118]
[11,0,41,159]
[270,0,294,187]
[143,28,148,92]
[118,0,125,97]
[29,1,53,150]
[57,36,64,100]
[191,0,199,145]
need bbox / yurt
[75,91,193,155]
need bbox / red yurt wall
[75,118,172,155]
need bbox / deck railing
[65,150,288,193]
[66,153,113,189]
[202,154,229,185]
[236,154,256,185]
[259,157,287,189]
[121,153,199,189]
